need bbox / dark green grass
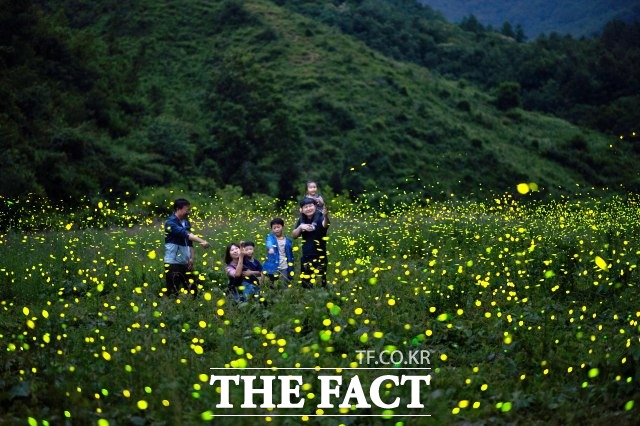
[1,191,639,425]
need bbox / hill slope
[2,0,638,203]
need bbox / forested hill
[282,1,640,136]
[417,0,640,38]
[1,0,639,205]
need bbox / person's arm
[266,234,276,255]
[188,233,210,248]
[232,255,244,278]
[249,252,263,277]
[292,220,305,239]
[244,267,261,277]
[292,226,303,239]
[286,238,295,270]
[255,260,264,284]
[187,246,195,271]
[322,207,330,228]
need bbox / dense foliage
[280,0,640,135]
[417,0,640,38]
[0,0,165,200]
[1,0,639,204]
[1,190,639,424]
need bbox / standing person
[224,242,260,302]
[164,198,211,297]
[262,218,294,286]
[292,197,330,288]
[304,181,325,211]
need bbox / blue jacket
[164,214,192,264]
[262,233,294,275]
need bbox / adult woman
[224,242,260,302]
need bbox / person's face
[176,204,190,220]
[307,182,318,196]
[301,203,316,218]
[271,224,283,237]
[243,245,254,257]
[229,245,241,259]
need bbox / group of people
[163,181,330,301]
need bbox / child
[292,197,330,288]
[304,181,325,211]
[224,242,260,302]
[240,241,263,286]
[262,218,294,285]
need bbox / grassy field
[1,189,639,425]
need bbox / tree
[146,116,196,176]
[514,24,526,42]
[501,22,515,39]
[495,81,521,110]
[204,51,302,197]
[459,15,484,34]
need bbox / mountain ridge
[1,0,638,204]
[417,0,640,38]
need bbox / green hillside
[279,1,640,136]
[2,0,638,203]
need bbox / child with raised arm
[262,218,294,286]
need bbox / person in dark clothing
[240,241,263,286]
[292,197,330,288]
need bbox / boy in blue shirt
[262,218,294,286]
